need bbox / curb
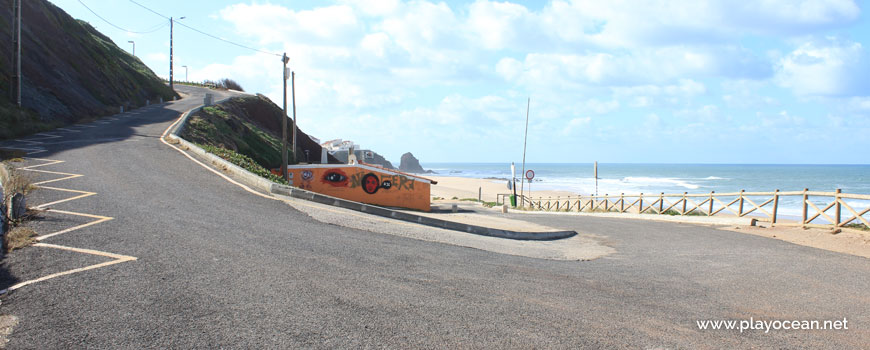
[271,184,576,241]
[166,96,576,241]
[503,208,757,226]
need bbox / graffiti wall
[286,165,432,211]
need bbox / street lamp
[170,16,185,91]
[181,65,188,82]
[128,40,135,56]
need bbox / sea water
[423,163,870,219]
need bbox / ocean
[422,163,870,219]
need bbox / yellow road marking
[32,187,97,209]
[1,145,137,292]
[36,209,113,241]
[3,243,136,292]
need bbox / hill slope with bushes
[0,0,176,139]
[180,94,339,170]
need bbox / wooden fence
[497,189,870,230]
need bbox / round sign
[525,170,535,181]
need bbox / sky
[49,0,870,164]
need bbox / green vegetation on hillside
[0,99,63,139]
[195,143,288,185]
[0,0,176,140]
[182,100,295,170]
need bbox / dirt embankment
[0,0,176,139]
[181,95,339,169]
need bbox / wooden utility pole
[291,71,297,164]
[169,17,174,92]
[11,0,22,106]
[281,53,289,181]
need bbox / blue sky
[50,0,870,164]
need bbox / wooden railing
[497,189,870,230]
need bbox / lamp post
[281,53,290,181]
[169,16,185,91]
[181,65,188,82]
[128,40,135,56]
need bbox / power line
[126,0,168,19]
[126,0,281,57]
[174,21,281,57]
[76,0,167,34]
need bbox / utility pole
[281,53,289,181]
[169,17,174,91]
[169,17,184,91]
[11,0,22,106]
[128,40,135,57]
[182,65,188,81]
[291,71,298,164]
[520,97,530,206]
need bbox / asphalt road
[1,86,868,349]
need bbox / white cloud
[219,4,361,45]
[776,38,870,96]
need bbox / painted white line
[36,209,113,241]
[1,156,134,293]
[2,243,136,292]
[160,115,276,201]
[33,187,96,209]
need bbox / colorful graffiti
[321,169,348,187]
[285,165,432,211]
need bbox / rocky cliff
[0,0,176,139]
[399,152,430,173]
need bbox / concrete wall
[287,164,431,212]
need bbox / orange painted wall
[287,165,431,212]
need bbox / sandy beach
[428,176,577,203]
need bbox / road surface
[1,86,867,349]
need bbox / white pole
[520,97,530,206]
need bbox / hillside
[180,95,339,170]
[0,0,176,139]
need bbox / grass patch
[1,165,36,205]
[451,196,458,200]
[4,227,37,252]
[0,149,27,161]
[458,198,498,208]
[843,223,870,231]
[431,196,442,200]
[657,208,708,216]
[196,143,289,185]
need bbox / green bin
[510,194,517,207]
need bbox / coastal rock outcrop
[399,152,427,173]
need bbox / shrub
[196,143,288,185]
[4,227,36,252]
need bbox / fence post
[681,192,687,215]
[478,187,481,202]
[639,193,643,214]
[835,188,841,227]
[620,193,625,213]
[738,190,744,217]
[556,196,560,211]
[708,191,715,216]
[802,188,808,227]
[659,192,664,214]
[604,194,609,211]
[772,189,780,225]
